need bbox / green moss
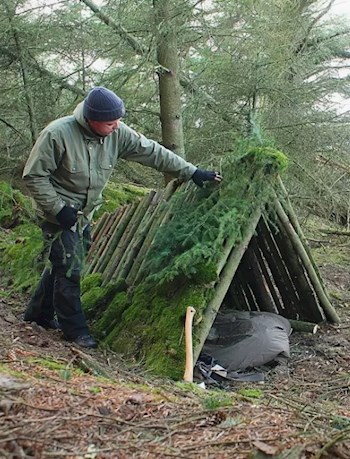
[28,358,68,371]
[186,261,218,285]
[81,273,103,294]
[93,292,130,339]
[0,181,37,227]
[101,281,208,379]
[238,388,263,399]
[89,386,102,394]
[0,364,28,379]
[0,182,42,292]
[0,223,43,291]
[82,279,127,319]
[94,182,149,219]
[81,286,105,315]
[243,146,289,173]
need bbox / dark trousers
[24,221,91,340]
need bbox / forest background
[0,0,350,225]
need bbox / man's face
[88,119,120,137]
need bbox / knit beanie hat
[83,86,126,121]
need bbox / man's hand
[56,206,78,230]
[191,169,223,188]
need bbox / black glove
[191,169,220,188]
[56,206,78,230]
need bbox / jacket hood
[73,102,101,139]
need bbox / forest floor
[0,239,350,458]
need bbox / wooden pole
[193,206,263,365]
[88,207,126,275]
[273,213,324,323]
[91,205,129,274]
[102,193,155,285]
[258,215,300,317]
[109,191,157,281]
[289,319,319,334]
[98,202,139,278]
[241,246,278,314]
[250,237,284,313]
[274,198,340,324]
[277,176,328,293]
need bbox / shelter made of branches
[82,146,339,378]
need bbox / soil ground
[0,253,349,458]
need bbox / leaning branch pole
[193,206,263,365]
[274,199,340,324]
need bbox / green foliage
[0,181,37,227]
[238,388,263,399]
[0,224,43,291]
[202,392,234,410]
[0,182,42,291]
[331,415,350,430]
[59,370,72,382]
[142,145,287,286]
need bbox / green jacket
[23,102,197,224]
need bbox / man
[23,86,222,348]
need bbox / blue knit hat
[83,86,125,121]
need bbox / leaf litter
[0,263,349,458]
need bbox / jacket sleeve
[22,128,66,217]
[118,123,197,180]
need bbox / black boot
[69,334,97,348]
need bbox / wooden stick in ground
[183,306,196,383]
[277,176,328,293]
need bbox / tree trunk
[153,0,185,163]
[4,1,38,144]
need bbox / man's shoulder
[44,115,77,135]
[118,121,142,139]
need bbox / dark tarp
[201,310,291,372]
